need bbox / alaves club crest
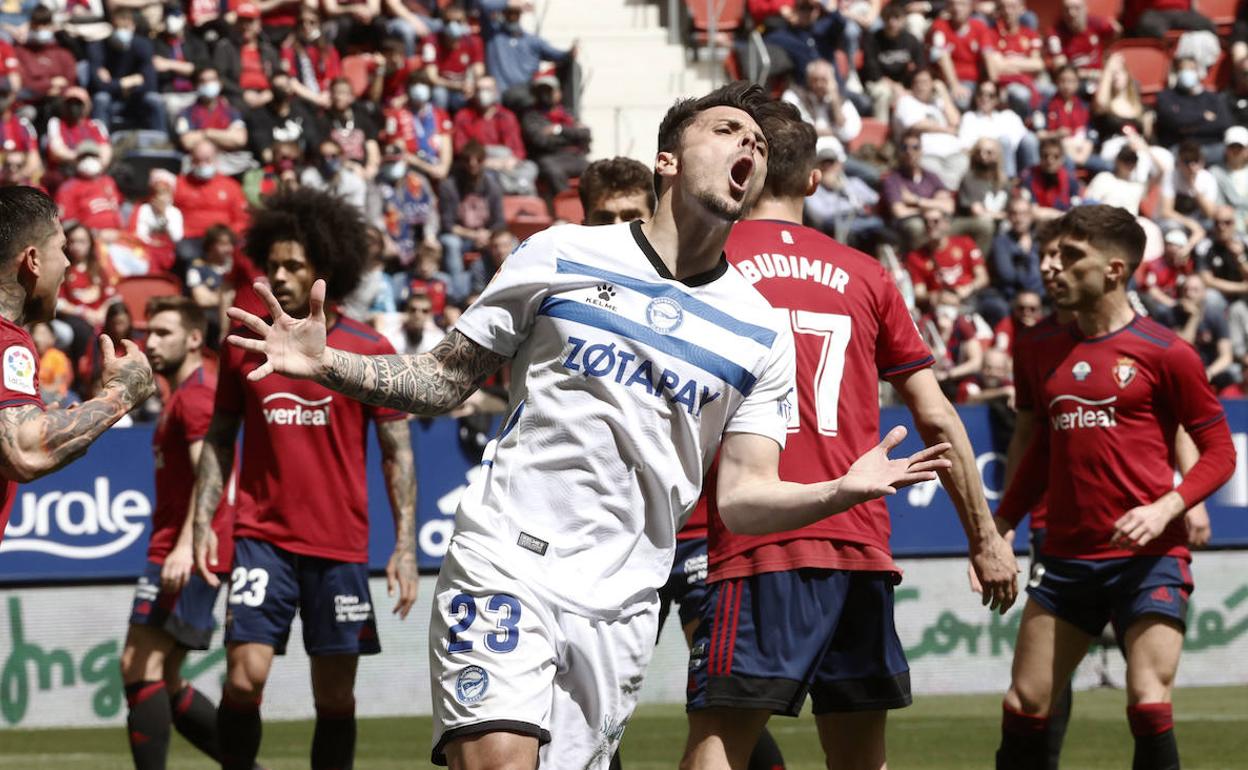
[1113,357,1137,388]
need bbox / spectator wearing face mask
[422,2,483,114]
[243,139,304,204]
[521,74,590,198]
[44,87,110,188]
[175,66,252,176]
[300,137,368,213]
[378,72,451,181]
[244,70,326,162]
[86,8,166,131]
[55,143,123,232]
[1154,55,1233,161]
[0,79,41,183]
[377,141,440,266]
[480,4,577,110]
[129,169,183,275]
[452,75,537,195]
[437,140,503,301]
[14,6,76,108]
[153,9,211,122]
[173,140,250,264]
[1021,137,1083,220]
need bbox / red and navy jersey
[928,17,992,82]
[0,317,43,543]
[216,315,406,562]
[905,235,984,293]
[0,113,37,154]
[1046,15,1114,72]
[705,220,934,580]
[149,367,234,564]
[991,22,1041,90]
[1004,315,1234,560]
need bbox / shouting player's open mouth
[728,155,754,198]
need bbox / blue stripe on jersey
[333,320,383,342]
[555,258,777,347]
[1187,412,1226,432]
[1126,324,1171,349]
[538,297,759,395]
[881,354,935,377]
[499,401,525,440]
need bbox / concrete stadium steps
[535,0,720,163]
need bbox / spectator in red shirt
[281,7,340,109]
[921,288,985,400]
[174,66,251,175]
[55,143,124,232]
[0,80,41,184]
[992,290,1044,355]
[1022,137,1083,219]
[153,9,210,119]
[452,75,538,195]
[521,75,590,197]
[55,220,119,364]
[212,2,281,111]
[1040,64,1094,168]
[1046,0,1118,86]
[173,140,250,264]
[1142,227,1199,322]
[14,6,76,109]
[0,32,20,94]
[906,206,990,311]
[379,71,452,181]
[986,0,1046,117]
[422,2,484,114]
[927,0,992,110]
[44,87,112,188]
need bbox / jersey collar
[629,220,728,287]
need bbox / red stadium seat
[552,188,585,224]
[686,0,746,47]
[1107,39,1172,104]
[848,118,889,153]
[1195,0,1240,35]
[340,54,373,98]
[1086,0,1125,21]
[503,195,552,240]
[1204,50,1231,90]
[116,273,183,330]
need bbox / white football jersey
[452,221,795,619]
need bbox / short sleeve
[453,228,559,358]
[180,383,216,442]
[0,335,44,410]
[724,325,795,449]
[876,272,935,378]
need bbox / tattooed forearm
[0,383,146,482]
[377,418,417,553]
[191,413,240,546]
[319,330,507,415]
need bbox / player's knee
[223,665,267,701]
[119,643,162,684]
[1004,687,1047,717]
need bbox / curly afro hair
[244,188,369,303]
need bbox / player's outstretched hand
[1185,503,1212,548]
[840,426,952,506]
[193,528,220,588]
[970,532,1019,614]
[226,280,329,382]
[1111,499,1177,550]
[386,547,419,620]
[161,543,194,594]
[100,335,155,406]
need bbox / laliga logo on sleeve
[455,665,490,704]
[3,345,36,395]
[1071,361,1091,382]
[645,297,684,334]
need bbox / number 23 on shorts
[446,593,523,654]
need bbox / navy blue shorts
[687,569,911,716]
[1026,554,1193,638]
[129,560,223,650]
[658,537,712,638]
[224,538,381,656]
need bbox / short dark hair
[578,157,656,215]
[194,65,219,82]
[1054,204,1147,276]
[655,80,773,157]
[758,101,815,199]
[203,223,236,249]
[1034,217,1061,246]
[1177,140,1204,164]
[0,186,60,268]
[244,188,369,302]
[146,295,207,336]
[1039,136,1063,155]
[29,5,52,25]
[881,1,905,20]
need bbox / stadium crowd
[2,0,1247,413]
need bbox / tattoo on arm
[377,418,417,553]
[321,330,507,416]
[191,412,241,545]
[0,385,141,481]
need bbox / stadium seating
[685,0,747,49]
[1107,39,1172,103]
[1196,0,1240,36]
[341,54,374,98]
[115,274,183,330]
[503,195,554,240]
[552,188,584,223]
[849,118,890,154]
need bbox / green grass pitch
[1,686,1244,768]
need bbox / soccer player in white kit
[223,83,953,770]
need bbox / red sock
[1127,702,1173,736]
[1002,703,1049,735]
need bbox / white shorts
[430,541,658,768]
